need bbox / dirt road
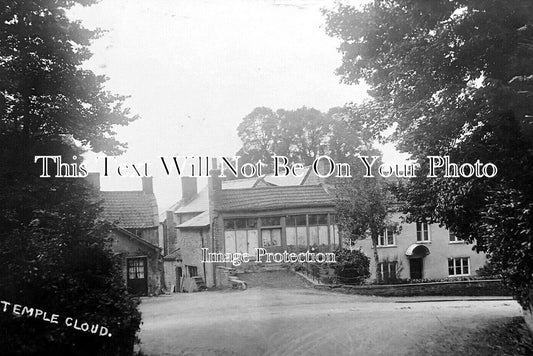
[138,272,524,355]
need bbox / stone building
[162,168,340,291]
[161,167,487,290]
[108,226,162,296]
[88,173,163,296]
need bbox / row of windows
[224,215,331,230]
[378,258,471,279]
[224,215,339,254]
[224,218,463,252]
[376,223,464,247]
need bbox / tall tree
[326,105,375,164]
[335,155,394,283]
[325,1,533,307]
[277,107,329,164]
[1,1,140,354]
[236,107,284,167]
[236,106,373,171]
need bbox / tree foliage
[325,0,533,307]
[331,248,370,285]
[236,106,373,170]
[0,175,141,355]
[335,158,395,283]
[0,0,136,158]
[1,1,141,354]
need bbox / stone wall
[314,279,510,297]
[137,227,159,247]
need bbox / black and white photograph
[1,0,533,355]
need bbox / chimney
[181,177,197,202]
[86,172,100,191]
[208,157,222,192]
[142,177,153,194]
[208,160,222,215]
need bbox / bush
[331,248,370,285]
[476,261,502,279]
[0,179,141,355]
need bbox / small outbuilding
[87,173,163,296]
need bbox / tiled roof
[177,211,210,228]
[175,187,209,213]
[100,191,159,228]
[215,185,334,212]
[174,179,272,214]
[171,171,331,216]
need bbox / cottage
[87,173,163,296]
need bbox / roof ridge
[220,184,325,191]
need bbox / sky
[69,0,407,213]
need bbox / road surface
[138,272,523,356]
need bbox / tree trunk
[371,229,380,283]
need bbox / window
[378,261,397,283]
[416,222,430,242]
[286,215,307,247]
[225,218,257,230]
[449,231,464,243]
[127,258,146,280]
[448,258,470,276]
[378,228,395,247]
[224,218,259,254]
[330,215,339,247]
[259,217,281,248]
[286,214,334,249]
[186,265,198,277]
[309,214,329,246]
[261,228,281,247]
[261,216,280,227]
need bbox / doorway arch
[405,244,430,280]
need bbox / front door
[409,258,423,280]
[127,257,148,296]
